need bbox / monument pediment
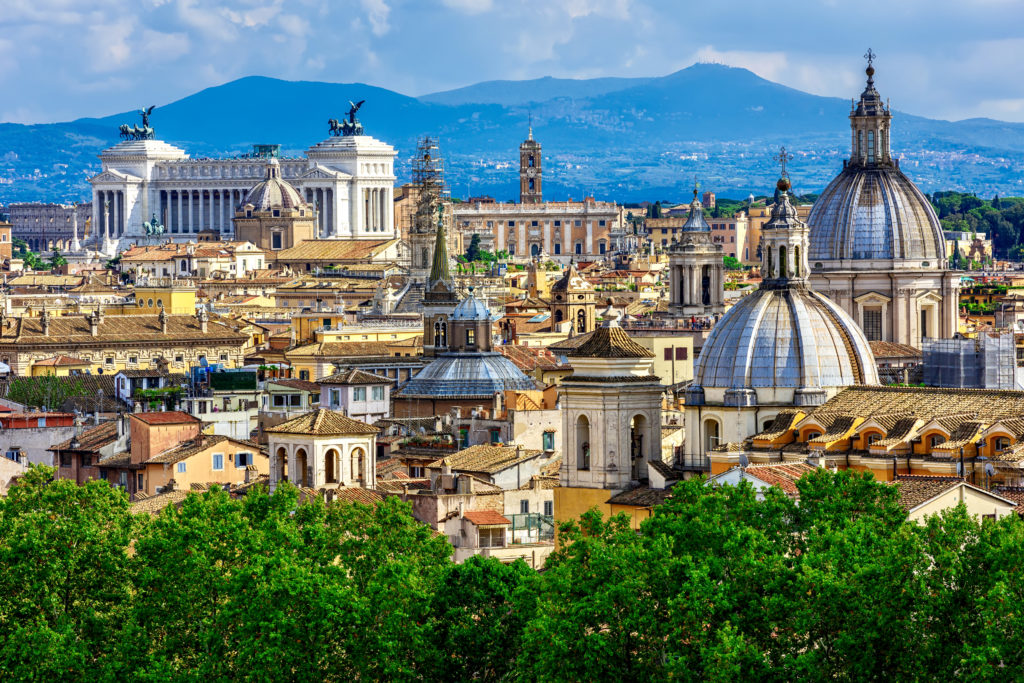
[89,169,141,184]
[299,165,350,180]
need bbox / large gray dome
[397,353,537,399]
[807,166,945,265]
[692,286,878,404]
[242,159,306,212]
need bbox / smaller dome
[680,191,710,232]
[242,159,306,211]
[451,288,491,321]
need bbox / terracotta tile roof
[267,378,321,393]
[377,478,432,493]
[51,421,118,452]
[869,341,923,359]
[0,314,248,345]
[329,487,385,505]
[541,456,562,477]
[96,452,132,469]
[814,386,1024,424]
[993,486,1024,509]
[517,475,559,490]
[756,411,801,440]
[871,417,921,448]
[566,325,653,359]
[932,421,986,454]
[607,484,675,507]
[546,330,597,353]
[498,345,568,372]
[318,368,394,386]
[130,411,200,426]
[743,463,819,496]
[0,374,117,405]
[286,341,393,358]
[989,418,1024,438]
[33,355,89,367]
[264,408,378,436]
[429,444,543,474]
[273,239,398,262]
[145,435,255,465]
[463,510,511,526]
[9,274,83,287]
[117,369,166,378]
[130,489,190,515]
[376,457,406,478]
[891,476,966,511]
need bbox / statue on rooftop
[119,105,156,140]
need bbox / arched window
[351,447,365,483]
[806,431,822,441]
[325,448,339,483]
[294,448,308,487]
[531,243,540,256]
[577,415,591,470]
[703,419,720,453]
[421,247,429,268]
[577,309,587,333]
[867,130,875,164]
[766,248,774,278]
[793,245,800,277]
[867,433,881,446]
[779,245,788,278]
[528,155,535,168]
[929,435,946,450]
[858,130,864,160]
[275,446,289,482]
[994,436,1011,452]
[554,310,563,323]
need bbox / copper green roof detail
[428,207,450,285]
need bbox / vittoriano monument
[328,100,365,136]
[119,105,156,140]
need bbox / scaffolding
[922,333,1015,389]
[411,136,449,235]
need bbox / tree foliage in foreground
[1,466,1023,681]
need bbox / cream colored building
[807,60,959,347]
[266,408,378,492]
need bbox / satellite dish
[738,454,749,468]
[199,356,209,367]
[985,463,996,477]
[956,461,964,476]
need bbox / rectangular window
[371,386,384,401]
[575,243,582,255]
[553,244,561,255]
[137,473,144,490]
[543,431,555,451]
[574,220,581,227]
[330,388,340,407]
[410,466,423,478]
[508,220,515,227]
[863,308,882,341]
[466,328,475,346]
[289,394,301,406]
[353,387,366,401]
[236,452,253,468]
[664,347,673,361]
[676,347,687,360]
[531,220,538,227]
[99,470,108,481]
[272,233,282,250]
[273,394,285,407]
[212,453,224,470]
[59,451,71,467]
[599,220,606,226]
[599,242,606,254]
[129,356,137,365]
[219,354,228,362]
[105,357,114,365]
[520,499,529,514]
[177,462,186,473]
[554,220,561,227]
[299,370,309,381]
[490,429,501,444]
[175,355,184,363]
[544,500,553,516]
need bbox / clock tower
[519,124,542,204]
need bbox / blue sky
[4,0,1023,123]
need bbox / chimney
[197,308,208,333]
[166,478,176,492]
[245,464,257,483]
[159,306,168,334]
[88,310,99,337]
[40,308,50,336]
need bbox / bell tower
[519,122,542,204]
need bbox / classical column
[175,190,182,233]
[197,190,205,232]
[187,190,194,233]
[586,221,593,254]
[208,190,214,231]
[111,191,120,240]
[70,205,81,253]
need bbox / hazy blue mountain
[3,64,1024,205]
[419,74,656,106]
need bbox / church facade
[807,58,960,347]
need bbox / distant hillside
[3,64,1024,204]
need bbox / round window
[148,299,154,307]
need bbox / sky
[3,0,1024,124]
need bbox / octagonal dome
[242,158,306,212]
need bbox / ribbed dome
[451,289,491,321]
[397,353,537,399]
[807,166,945,264]
[692,286,878,405]
[242,159,306,211]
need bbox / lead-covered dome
[807,61,945,267]
[807,166,945,264]
[689,176,878,407]
[242,158,306,211]
[397,354,537,399]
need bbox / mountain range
[2,63,1024,205]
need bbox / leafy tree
[464,233,481,262]
[0,466,137,681]
[48,249,67,269]
[723,255,743,270]
[7,375,84,409]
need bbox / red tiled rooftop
[130,411,201,425]
[463,510,511,526]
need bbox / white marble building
[89,132,397,252]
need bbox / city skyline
[3,0,1024,124]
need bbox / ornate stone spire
[849,48,892,167]
[428,204,450,285]
[759,163,809,289]
[681,180,710,232]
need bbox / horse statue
[327,118,344,136]
[333,100,365,136]
[143,213,164,236]
[118,106,156,141]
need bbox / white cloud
[360,0,391,36]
